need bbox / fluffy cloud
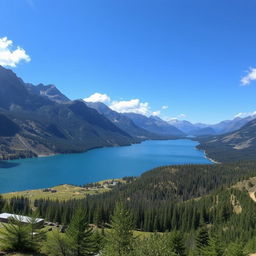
[152,110,161,116]
[0,37,31,67]
[241,68,256,85]
[84,93,111,103]
[84,93,165,116]
[110,99,150,115]
[234,111,256,118]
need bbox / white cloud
[241,68,256,85]
[84,92,163,116]
[234,111,256,118]
[0,37,31,67]
[110,99,150,115]
[164,113,187,122]
[152,110,161,116]
[84,93,111,103]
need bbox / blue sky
[0,0,256,124]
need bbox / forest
[1,161,256,254]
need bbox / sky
[0,0,256,124]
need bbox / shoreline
[38,153,58,158]
[203,150,221,164]
[2,137,184,162]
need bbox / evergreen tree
[41,230,71,256]
[196,227,210,252]
[244,236,256,255]
[102,202,134,256]
[66,207,97,256]
[0,215,36,253]
[225,243,246,256]
[203,235,224,256]
[169,231,186,256]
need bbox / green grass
[2,184,109,202]
[2,179,126,202]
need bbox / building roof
[0,213,44,224]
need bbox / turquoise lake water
[0,139,212,193]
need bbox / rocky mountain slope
[0,66,136,159]
[25,83,70,103]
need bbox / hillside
[85,102,159,140]
[0,66,137,159]
[3,161,256,245]
[198,119,256,162]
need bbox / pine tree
[0,215,35,253]
[66,207,97,256]
[196,227,210,250]
[170,231,186,256]
[102,202,134,256]
[202,235,224,256]
[225,243,246,256]
[41,230,71,256]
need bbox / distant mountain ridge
[85,102,161,139]
[198,118,256,162]
[169,115,256,136]
[123,112,185,138]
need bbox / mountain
[168,119,216,136]
[25,83,70,103]
[0,66,50,111]
[85,102,158,140]
[123,113,185,137]
[198,118,256,162]
[211,116,256,134]
[168,119,198,134]
[190,126,216,136]
[169,116,256,136]
[0,66,136,159]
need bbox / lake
[0,139,212,193]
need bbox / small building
[0,213,44,228]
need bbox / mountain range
[85,102,162,140]
[0,66,184,160]
[0,65,255,161]
[169,115,256,136]
[0,66,138,159]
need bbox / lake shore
[0,139,211,194]
[203,151,221,164]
